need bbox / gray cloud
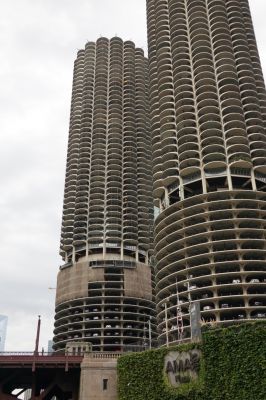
[0,0,265,351]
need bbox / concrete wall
[56,255,153,305]
[79,354,118,400]
[124,263,152,300]
[56,261,104,305]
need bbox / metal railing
[0,351,63,356]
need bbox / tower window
[103,378,108,391]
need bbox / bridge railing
[0,352,63,356]
[0,352,85,360]
[0,344,151,359]
[87,352,123,359]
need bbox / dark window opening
[255,178,266,192]
[103,378,108,391]
[75,249,86,262]
[232,176,252,190]
[169,189,180,205]
[184,180,203,199]
[206,176,227,193]
[106,247,120,254]
[139,254,145,263]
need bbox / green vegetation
[117,322,266,400]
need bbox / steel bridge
[0,352,83,400]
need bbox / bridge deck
[0,353,83,400]
[0,352,83,370]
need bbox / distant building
[48,340,54,353]
[0,315,8,352]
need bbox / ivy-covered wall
[117,322,266,400]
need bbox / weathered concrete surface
[79,353,119,400]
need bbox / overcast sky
[1,0,266,352]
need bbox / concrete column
[79,354,118,400]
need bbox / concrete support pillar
[79,354,118,400]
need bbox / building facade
[47,340,54,353]
[147,0,266,345]
[0,315,7,352]
[53,37,156,352]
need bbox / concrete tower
[53,37,156,352]
[147,0,266,345]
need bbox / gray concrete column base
[79,354,118,400]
